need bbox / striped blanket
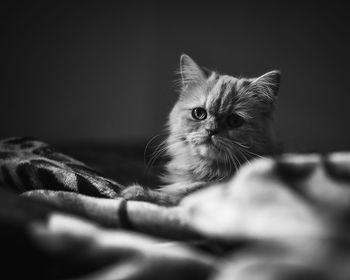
[0,137,350,280]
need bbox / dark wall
[1,1,350,152]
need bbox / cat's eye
[227,114,244,128]
[191,107,207,120]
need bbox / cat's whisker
[227,151,234,177]
[225,139,247,172]
[147,145,166,166]
[235,146,251,166]
[241,148,265,159]
[145,143,167,167]
[229,138,265,161]
[144,145,167,176]
[222,149,232,177]
[147,139,168,159]
[229,154,235,177]
[216,137,236,175]
[144,135,188,176]
[231,153,239,172]
[234,151,242,169]
[145,132,188,170]
[221,140,238,173]
[146,140,178,168]
[143,132,169,165]
[232,140,251,149]
[236,147,254,165]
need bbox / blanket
[1,137,350,279]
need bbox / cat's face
[167,55,281,169]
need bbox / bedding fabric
[1,137,350,279]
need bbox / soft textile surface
[1,137,350,279]
[0,137,123,197]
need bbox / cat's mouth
[192,137,221,159]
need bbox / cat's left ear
[250,70,281,101]
[179,54,207,88]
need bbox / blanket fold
[0,137,123,197]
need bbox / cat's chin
[194,144,218,159]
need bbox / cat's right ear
[179,54,206,88]
[251,70,281,99]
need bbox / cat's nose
[206,129,218,136]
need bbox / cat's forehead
[205,73,248,114]
[207,73,237,95]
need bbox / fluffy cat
[122,54,281,205]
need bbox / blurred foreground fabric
[1,138,350,279]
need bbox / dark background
[1,1,350,153]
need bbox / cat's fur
[122,54,281,205]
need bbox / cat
[121,54,281,205]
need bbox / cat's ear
[250,70,281,101]
[179,54,207,88]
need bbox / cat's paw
[120,184,149,201]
